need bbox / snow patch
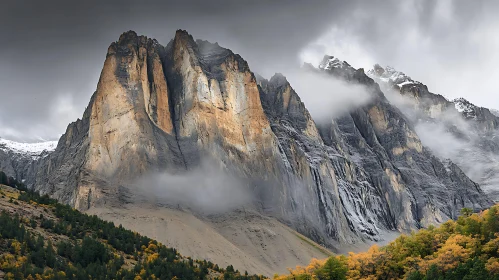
[0,138,58,159]
[367,64,421,88]
[452,98,476,118]
[397,80,414,88]
[318,56,346,70]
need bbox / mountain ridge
[367,64,499,200]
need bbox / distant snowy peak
[318,55,350,71]
[452,98,477,119]
[0,138,58,159]
[367,64,421,89]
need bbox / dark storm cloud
[1,0,497,141]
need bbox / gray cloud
[285,69,372,122]
[131,161,254,214]
[1,0,497,141]
[300,0,499,111]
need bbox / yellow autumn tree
[421,234,476,272]
[486,257,499,274]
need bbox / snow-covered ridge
[367,64,421,89]
[0,138,58,159]
[318,55,349,70]
[368,65,480,120]
[452,97,477,119]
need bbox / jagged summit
[318,55,351,71]
[366,64,421,89]
[452,97,490,120]
[452,97,481,119]
[255,73,292,92]
[268,73,289,87]
[117,30,139,43]
[315,55,373,83]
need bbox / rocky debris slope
[10,31,492,250]
[87,204,332,276]
[368,64,499,200]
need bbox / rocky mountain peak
[118,30,139,44]
[269,73,289,88]
[169,29,198,61]
[171,29,195,47]
[367,64,421,89]
[372,64,385,76]
[316,55,371,84]
[452,97,477,119]
[318,55,351,71]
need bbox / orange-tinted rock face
[87,33,165,179]
[70,30,284,208]
[166,31,280,172]
[145,44,174,134]
[71,32,183,208]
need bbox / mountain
[1,31,492,272]
[367,64,499,200]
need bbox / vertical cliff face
[163,31,280,173]
[256,56,490,245]
[25,30,284,210]
[27,31,185,209]
[18,31,492,248]
[257,73,390,244]
[28,103,94,207]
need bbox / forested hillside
[274,206,499,280]
[0,175,263,280]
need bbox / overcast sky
[1,0,497,142]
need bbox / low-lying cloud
[414,121,467,160]
[284,69,372,122]
[131,163,254,214]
